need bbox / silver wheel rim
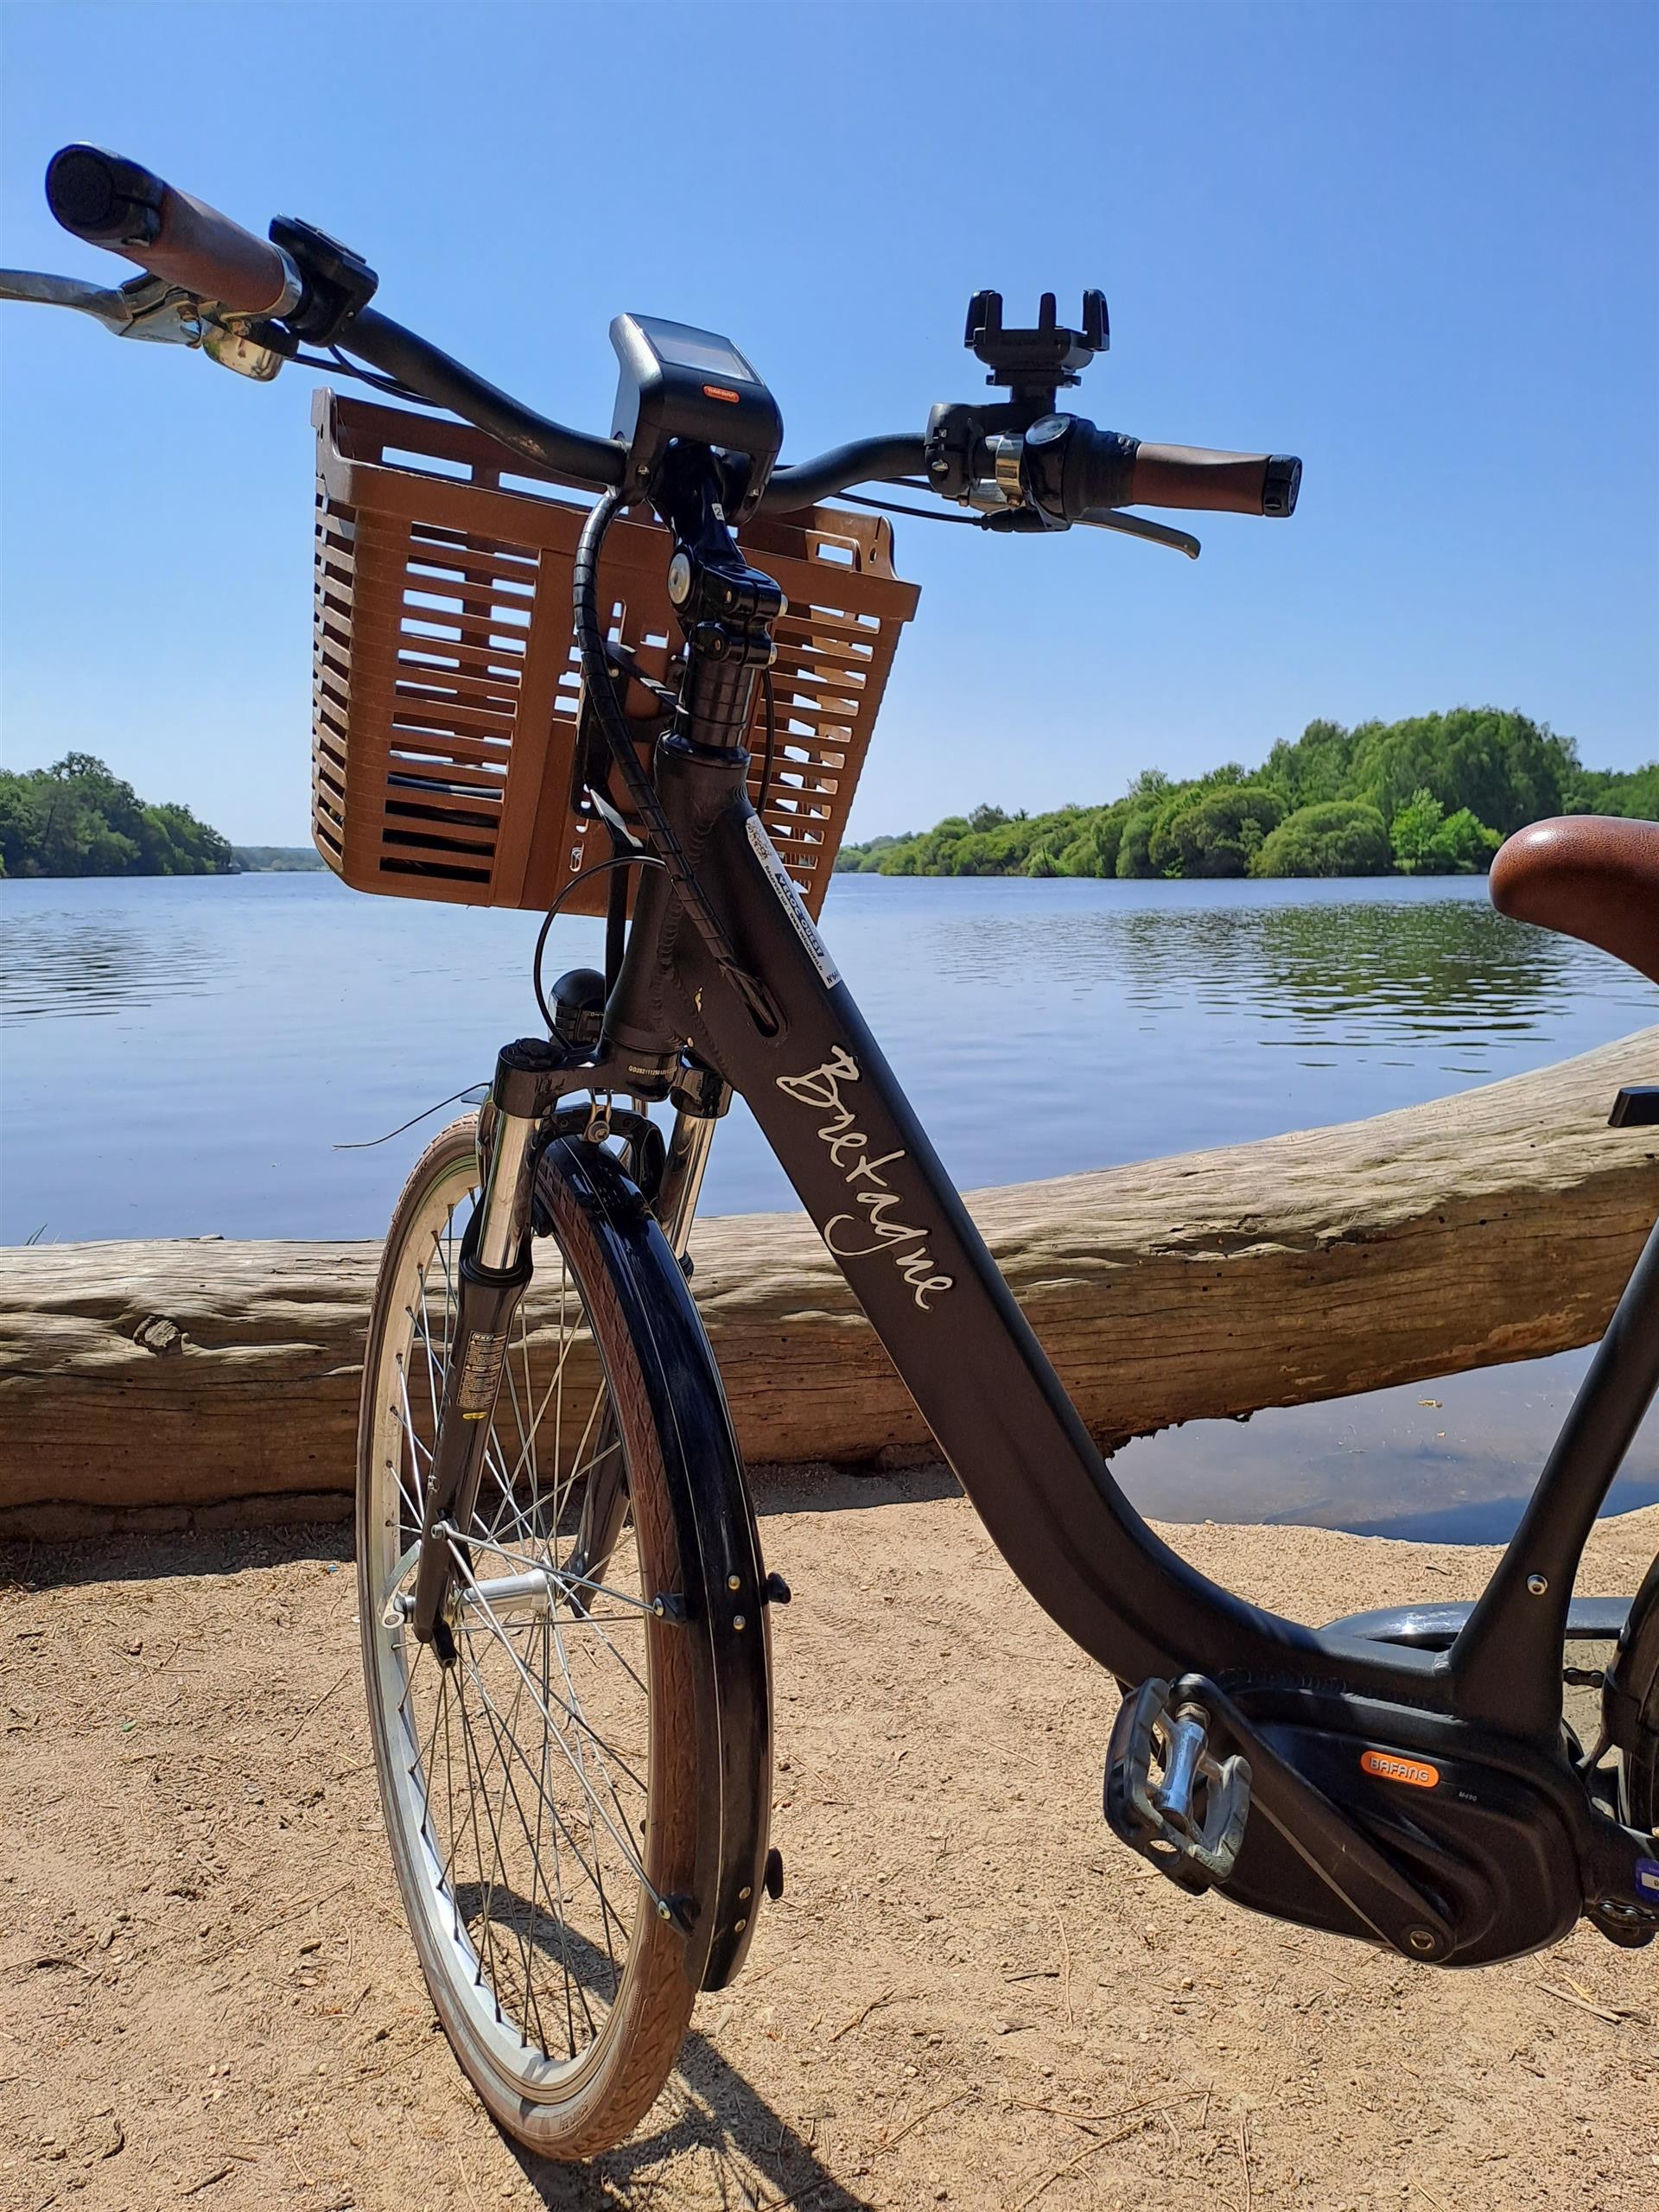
[364,1141,664,2097]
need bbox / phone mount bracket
[966,289,1108,410]
[926,289,1112,516]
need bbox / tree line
[836,709,1657,881]
[0,754,234,878]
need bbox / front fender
[537,1136,772,1990]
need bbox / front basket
[311,390,919,918]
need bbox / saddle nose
[1490,815,1659,988]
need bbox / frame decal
[1360,1748,1440,1790]
[776,1046,955,1310]
[745,814,841,987]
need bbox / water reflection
[0,905,223,1020]
[2,872,1656,1249]
[893,879,1651,1078]
[1122,900,1593,1061]
[1114,1344,1659,1542]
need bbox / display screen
[640,318,753,383]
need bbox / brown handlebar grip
[45,144,294,317]
[1125,443,1301,517]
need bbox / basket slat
[309,390,918,916]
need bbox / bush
[1253,800,1391,878]
[1561,762,1659,820]
[1428,806,1502,873]
[1053,807,1127,877]
[1390,786,1500,874]
[1115,807,1158,878]
[1146,784,1284,878]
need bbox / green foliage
[231,844,327,872]
[1389,786,1502,874]
[1339,708,1572,835]
[1115,805,1158,879]
[1262,719,1356,810]
[1432,807,1503,872]
[0,754,233,879]
[1146,783,1284,878]
[1388,786,1446,874]
[833,706,1654,883]
[1562,760,1659,820]
[1253,800,1391,878]
[1053,810,1127,878]
[836,830,914,873]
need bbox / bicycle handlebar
[764,435,929,512]
[345,310,930,512]
[1122,440,1300,518]
[38,143,1302,530]
[45,144,297,318]
[1065,424,1300,519]
[344,310,626,491]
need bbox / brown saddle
[1489,815,1659,988]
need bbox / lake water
[4,870,1657,1539]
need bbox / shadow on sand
[508,2018,875,2210]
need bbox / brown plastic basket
[310,390,919,918]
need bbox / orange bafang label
[702,385,741,404]
[1360,1748,1440,1789]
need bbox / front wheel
[356,1116,766,2158]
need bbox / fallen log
[3,1027,1656,1532]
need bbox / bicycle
[8,143,1659,2164]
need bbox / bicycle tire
[356,1116,765,2157]
[1607,1551,1659,1834]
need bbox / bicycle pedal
[1104,1678,1252,1893]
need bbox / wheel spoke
[454,1632,639,1961]
[360,1132,684,2112]
[446,1533,652,1808]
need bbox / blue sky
[2,0,1655,844]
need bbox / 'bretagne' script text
[776,1047,954,1310]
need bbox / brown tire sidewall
[357,1118,699,2157]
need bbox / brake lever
[0,266,202,344]
[1082,508,1201,560]
[976,498,1200,558]
[1,265,286,382]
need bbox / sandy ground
[3,1472,1658,2212]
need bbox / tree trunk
[3,1028,1655,1533]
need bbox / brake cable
[834,488,981,527]
[756,667,779,817]
[530,850,668,1034]
[287,342,429,403]
[571,487,781,1035]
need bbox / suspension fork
[658,1063,732,1258]
[410,1039,554,1659]
[569,1064,734,1586]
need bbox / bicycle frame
[621,737,1659,1742]
[419,451,1659,1967]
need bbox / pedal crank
[1104,1678,1252,1892]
